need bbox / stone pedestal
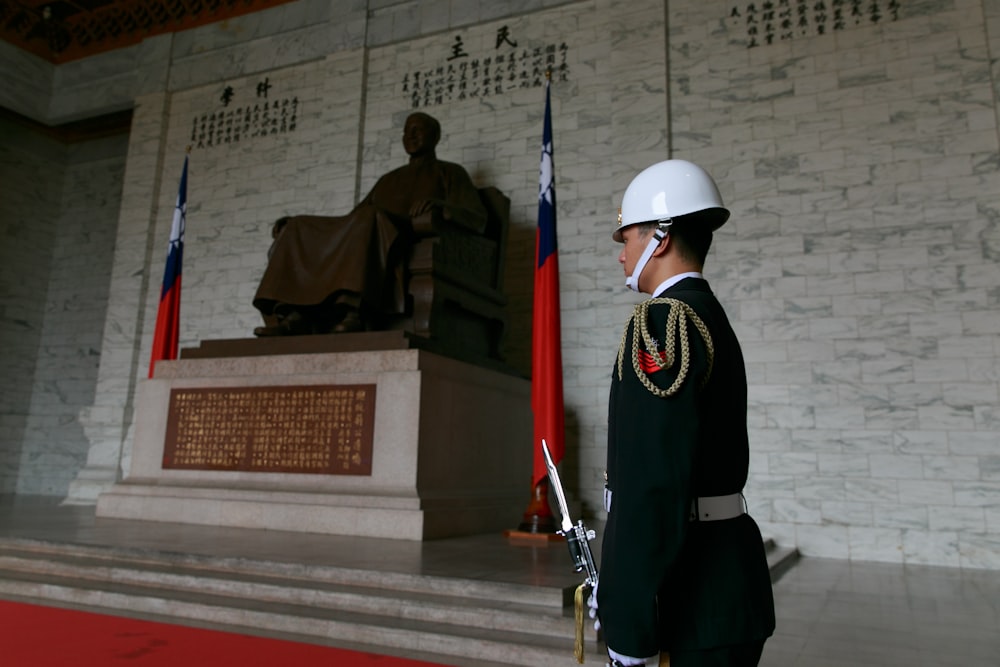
[96,341,532,540]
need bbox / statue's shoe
[253,324,290,337]
[332,310,363,333]
[253,309,311,336]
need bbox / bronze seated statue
[252,112,509,360]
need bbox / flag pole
[514,69,562,537]
[148,151,190,378]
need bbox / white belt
[689,493,745,522]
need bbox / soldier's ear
[651,232,671,257]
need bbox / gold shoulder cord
[616,298,715,397]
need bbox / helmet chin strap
[625,225,669,293]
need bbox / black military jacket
[598,277,775,658]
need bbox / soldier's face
[618,226,647,277]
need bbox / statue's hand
[409,199,438,218]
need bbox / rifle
[541,439,599,663]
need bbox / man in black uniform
[596,160,775,666]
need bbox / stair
[0,536,798,667]
[0,537,600,666]
[765,537,800,582]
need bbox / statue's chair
[393,186,510,361]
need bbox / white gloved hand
[588,583,601,631]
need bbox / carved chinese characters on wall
[163,385,376,475]
[730,0,900,47]
[400,25,571,109]
[189,76,299,150]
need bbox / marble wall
[0,117,126,495]
[1,0,999,567]
[26,138,126,495]
[668,0,1000,566]
[0,117,62,494]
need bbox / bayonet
[542,440,599,663]
[542,439,599,590]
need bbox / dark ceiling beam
[1,104,133,143]
[0,0,295,64]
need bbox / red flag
[531,80,565,486]
[148,156,188,378]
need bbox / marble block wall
[1,0,999,567]
[0,116,125,496]
[25,137,127,496]
[668,0,1000,567]
[0,118,62,494]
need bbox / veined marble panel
[981,456,1000,482]
[959,532,1000,569]
[874,504,930,531]
[849,526,904,563]
[903,528,962,566]
[898,479,955,505]
[795,524,849,559]
[773,498,822,524]
[892,430,950,456]
[954,481,1000,507]
[918,405,976,430]
[817,453,870,476]
[929,506,987,532]
[869,453,925,480]
[844,478,900,503]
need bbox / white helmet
[613,159,730,242]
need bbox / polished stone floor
[1,495,998,666]
[761,556,1000,666]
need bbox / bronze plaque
[163,384,376,475]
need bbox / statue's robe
[253,156,486,322]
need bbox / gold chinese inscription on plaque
[162,384,375,475]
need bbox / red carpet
[0,599,448,666]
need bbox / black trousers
[667,641,765,667]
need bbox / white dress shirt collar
[651,271,703,298]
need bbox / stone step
[0,538,568,608]
[0,577,603,666]
[765,539,800,582]
[0,537,600,666]
[0,555,573,639]
[0,537,569,607]
[0,535,797,667]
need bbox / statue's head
[403,113,441,157]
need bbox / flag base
[514,477,558,534]
[503,528,563,543]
